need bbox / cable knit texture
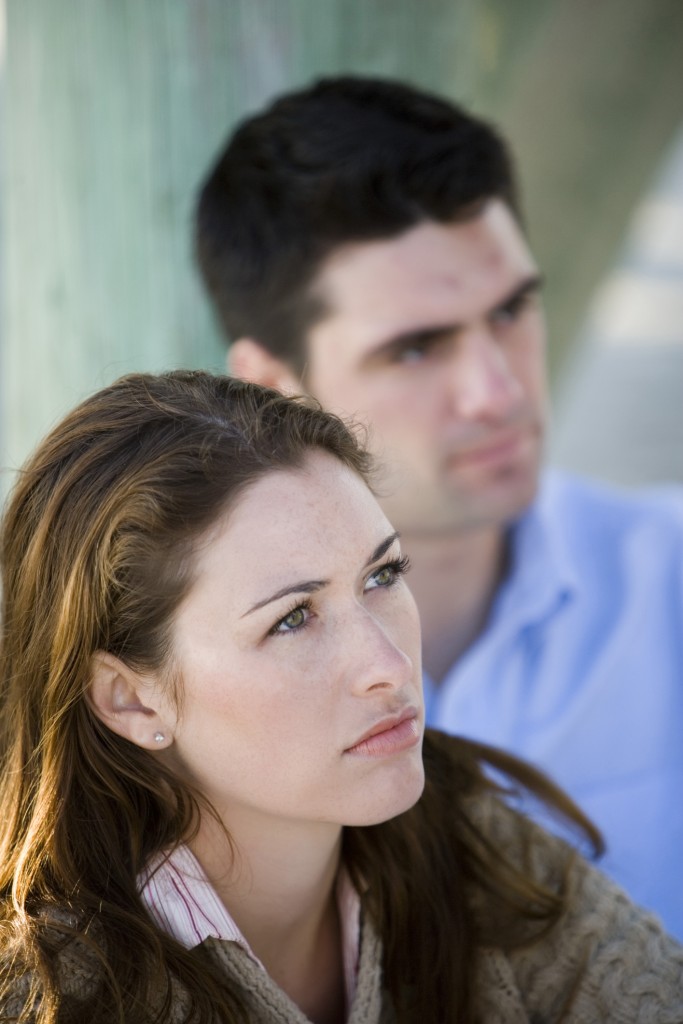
[468,793,683,1022]
[196,918,389,1024]
[4,794,683,1021]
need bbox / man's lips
[344,707,421,757]
[446,427,535,468]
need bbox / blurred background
[1,0,682,495]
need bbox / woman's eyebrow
[364,531,400,568]
[243,579,328,617]
[242,531,401,617]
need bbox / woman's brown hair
[0,370,600,1023]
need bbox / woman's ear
[229,337,301,396]
[87,651,174,750]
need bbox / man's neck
[405,525,509,685]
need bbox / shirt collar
[138,844,361,1007]
[490,471,581,635]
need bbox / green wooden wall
[475,0,683,376]
[2,0,682,490]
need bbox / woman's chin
[343,756,426,827]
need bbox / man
[195,76,683,937]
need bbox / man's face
[303,200,548,537]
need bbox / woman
[0,370,681,1024]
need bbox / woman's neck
[191,811,346,1023]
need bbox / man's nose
[446,329,523,421]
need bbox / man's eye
[392,333,451,364]
[395,344,430,364]
[491,293,534,327]
[389,344,428,364]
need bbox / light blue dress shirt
[424,471,683,940]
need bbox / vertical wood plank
[2,0,682,490]
[1,0,473,485]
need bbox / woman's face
[158,450,424,835]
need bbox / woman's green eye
[283,608,306,629]
[373,566,394,587]
[366,556,410,591]
[269,600,313,636]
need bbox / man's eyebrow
[242,531,401,617]
[361,273,545,367]
[491,273,544,313]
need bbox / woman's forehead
[183,454,392,603]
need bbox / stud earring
[154,732,165,743]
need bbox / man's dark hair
[195,75,520,368]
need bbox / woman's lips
[344,709,421,757]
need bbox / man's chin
[444,462,540,532]
[381,452,542,536]
[483,456,540,512]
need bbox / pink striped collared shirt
[138,844,361,1006]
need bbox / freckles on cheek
[179,651,244,714]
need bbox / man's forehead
[306,202,536,351]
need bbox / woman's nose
[345,605,416,697]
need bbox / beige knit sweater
[194,794,683,1022]
[5,795,683,1022]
